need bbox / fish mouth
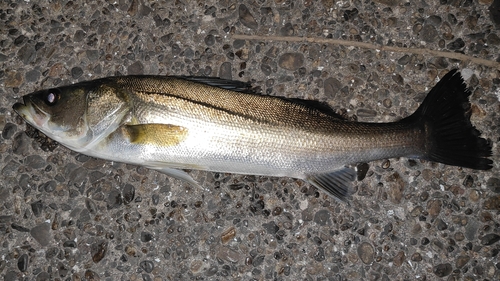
[12,102,27,115]
[13,97,31,121]
[13,96,50,128]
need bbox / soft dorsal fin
[288,98,346,120]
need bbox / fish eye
[44,89,60,106]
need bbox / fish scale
[131,89,411,171]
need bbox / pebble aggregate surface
[1,0,500,280]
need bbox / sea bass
[13,70,492,202]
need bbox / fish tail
[403,69,492,170]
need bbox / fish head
[13,81,130,151]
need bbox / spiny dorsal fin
[174,76,256,94]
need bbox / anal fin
[305,167,356,203]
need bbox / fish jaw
[13,97,51,129]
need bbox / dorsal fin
[175,76,346,120]
[288,98,346,120]
[174,76,256,94]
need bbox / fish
[13,69,493,202]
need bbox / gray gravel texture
[1,0,500,280]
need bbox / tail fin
[404,69,493,170]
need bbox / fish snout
[13,99,29,118]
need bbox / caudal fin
[404,69,492,170]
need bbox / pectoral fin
[305,167,356,203]
[123,124,188,146]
